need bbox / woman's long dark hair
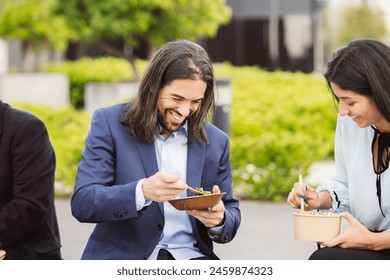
[325,39,390,218]
[324,38,390,123]
[121,39,215,144]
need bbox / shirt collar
[156,121,188,138]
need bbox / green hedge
[17,60,337,200]
[214,63,337,201]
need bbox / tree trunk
[37,41,51,68]
[21,41,36,72]
[98,39,140,81]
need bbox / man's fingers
[160,172,180,183]
[212,185,221,194]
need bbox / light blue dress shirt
[135,124,205,259]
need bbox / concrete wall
[0,40,8,74]
[0,73,70,107]
[84,82,138,113]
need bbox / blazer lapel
[186,141,205,195]
[133,139,159,177]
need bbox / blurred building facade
[200,0,325,73]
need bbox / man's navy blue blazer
[71,103,241,260]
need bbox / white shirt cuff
[135,179,152,211]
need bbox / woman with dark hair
[71,40,241,260]
[287,38,390,260]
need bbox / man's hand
[0,250,6,260]
[142,171,186,202]
[187,185,225,228]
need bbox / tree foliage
[0,0,70,71]
[0,0,69,51]
[0,0,231,73]
[56,0,231,47]
[335,3,387,47]
[55,0,232,79]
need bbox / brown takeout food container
[293,211,342,242]
[169,192,226,211]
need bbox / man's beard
[157,111,184,134]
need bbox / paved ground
[56,199,318,260]
[56,161,337,260]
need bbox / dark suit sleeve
[0,116,56,246]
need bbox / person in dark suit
[0,101,62,259]
[71,40,241,260]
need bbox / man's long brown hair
[121,40,215,144]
